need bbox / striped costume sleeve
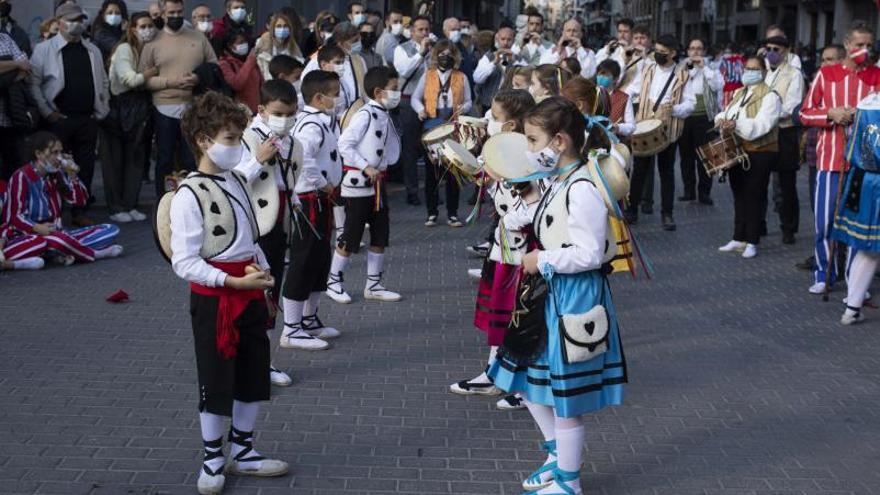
[800,70,833,128]
[60,172,89,207]
[6,170,36,233]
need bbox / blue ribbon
[504,160,582,184]
[584,114,620,145]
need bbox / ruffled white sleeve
[537,181,608,276]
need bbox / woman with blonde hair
[254,11,304,80]
[411,39,473,227]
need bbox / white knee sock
[281,298,304,335]
[333,205,346,235]
[469,346,499,384]
[846,251,879,309]
[487,346,498,366]
[199,412,226,474]
[366,251,384,278]
[553,416,585,472]
[230,401,264,464]
[303,291,322,318]
[329,251,350,279]
[524,399,557,442]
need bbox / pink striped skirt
[474,259,522,346]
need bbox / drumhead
[482,132,532,180]
[457,116,487,128]
[634,119,663,134]
[423,123,456,141]
[442,140,480,174]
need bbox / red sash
[190,259,264,359]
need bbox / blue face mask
[596,74,614,89]
[741,69,763,86]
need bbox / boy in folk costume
[799,22,880,295]
[167,92,288,494]
[0,180,47,271]
[412,39,473,227]
[326,66,404,304]
[279,70,344,351]
[595,59,635,139]
[242,79,302,387]
[624,33,697,231]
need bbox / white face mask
[334,95,346,108]
[137,27,156,43]
[232,43,249,56]
[381,89,401,109]
[332,63,346,77]
[266,115,295,136]
[525,141,560,173]
[206,140,243,170]
[321,31,333,41]
[352,13,366,26]
[229,7,246,23]
[105,14,123,27]
[449,30,461,43]
[402,28,412,39]
[487,117,508,137]
[197,20,212,33]
[391,23,403,35]
[461,27,470,35]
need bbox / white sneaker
[302,314,341,339]
[466,242,490,257]
[11,257,45,270]
[279,325,330,350]
[197,470,225,495]
[128,209,147,221]
[809,282,827,295]
[449,380,502,396]
[269,366,292,387]
[226,458,289,477]
[447,216,464,227]
[467,268,482,279]
[325,274,352,304]
[718,240,746,252]
[841,310,865,325]
[109,212,133,223]
[741,244,757,258]
[364,275,402,302]
[497,393,526,410]
[425,215,438,227]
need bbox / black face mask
[165,16,183,31]
[654,52,669,65]
[438,54,454,71]
[153,16,164,30]
[360,32,376,50]
[0,3,11,18]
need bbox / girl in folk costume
[412,40,473,227]
[4,132,123,265]
[326,66,404,304]
[502,65,534,92]
[832,93,880,325]
[449,89,536,411]
[595,59,636,139]
[715,56,782,259]
[254,11,305,80]
[488,97,627,495]
[0,180,47,271]
[528,64,572,104]
[624,34,697,230]
[165,92,288,494]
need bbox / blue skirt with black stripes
[487,269,626,418]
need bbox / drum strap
[652,69,677,114]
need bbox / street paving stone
[1,177,879,495]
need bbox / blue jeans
[153,109,196,197]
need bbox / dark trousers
[258,218,286,305]
[628,143,677,216]
[396,101,422,198]
[729,152,774,244]
[775,127,800,235]
[0,126,24,180]
[425,158,460,218]
[153,110,196,197]
[98,123,146,214]
[46,114,98,214]
[283,194,333,302]
[678,114,715,199]
[141,113,155,181]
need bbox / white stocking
[847,251,879,309]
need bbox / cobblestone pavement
[1,176,879,495]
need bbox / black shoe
[677,194,696,202]
[698,195,714,205]
[795,255,815,271]
[641,203,654,215]
[661,214,676,231]
[406,194,421,206]
[782,232,796,245]
[624,210,638,225]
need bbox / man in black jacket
[0,0,31,56]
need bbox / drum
[631,119,668,157]
[481,132,532,180]
[455,116,488,155]
[421,123,456,164]
[697,133,749,176]
[440,140,481,180]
